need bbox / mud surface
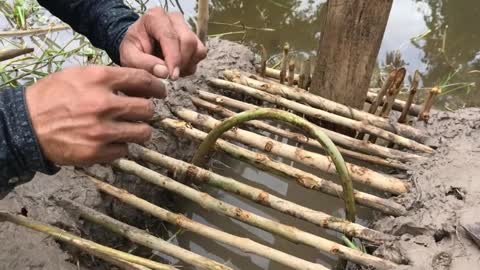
[372,109,480,269]
[0,38,254,270]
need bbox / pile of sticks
[1,64,435,269]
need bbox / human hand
[26,66,165,166]
[120,7,207,80]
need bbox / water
[1,0,478,269]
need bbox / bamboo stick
[94,253,152,270]
[264,66,300,83]
[398,71,421,124]
[192,96,409,170]
[288,61,296,86]
[368,69,397,115]
[60,199,231,270]
[132,144,400,241]
[279,43,289,84]
[366,92,422,117]
[380,68,406,118]
[0,24,70,37]
[173,108,410,195]
[191,108,357,222]
[298,61,306,89]
[223,70,427,143]
[0,48,33,62]
[418,86,441,123]
[112,159,398,270]
[158,118,407,216]
[197,0,209,44]
[208,78,433,154]
[197,90,425,162]
[259,44,267,77]
[0,212,176,270]
[87,176,329,270]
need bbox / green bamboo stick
[191,108,356,222]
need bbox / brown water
[0,1,478,269]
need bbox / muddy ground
[0,38,479,270]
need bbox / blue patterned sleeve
[37,0,139,64]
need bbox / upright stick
[196,0,209,44]
[398,71,421,124]
[279,43,289,84]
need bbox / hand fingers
[145,8,181,79]
[122,42,170,78]
[94,143,129,164]
[109,96,155,122]
[102,67,167,99]
[108,122,153,144]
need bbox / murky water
[1,1,478,269]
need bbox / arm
[0,87,59,189]
[37,0,139,64]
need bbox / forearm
[37,0,139,64]
[0,87,59,188]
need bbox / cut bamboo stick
[279,43,289,84]
[398,71,421,124]
[0,24,70,37]
[87,176,329,270]
[259,44,267,77]
[380,68,406,118]
[197,90,425,162]
[366,92,422,117]
[112,159,398,270]
[173,108,410,195]
[368,70,397,115]
[288,61,296,86]
[0,212,176,270]
[264,66,300,83]
[192,96,409,170]
[223,70,427,143]
[95,253,152,270]
[197,0,209,44]
[131,144,400,240]
[157,118,407,216]
[210,78,433,153]
[191,107,357,222]
[60,199,231,270]
[418,86,441,123]
[0,48,34,62]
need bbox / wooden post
[310,0,394,109]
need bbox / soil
[1,38,480,270]
[0,38,255,270]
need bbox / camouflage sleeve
[37,0,139,64]
[0,87,59,190]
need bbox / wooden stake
[112,159,398,270]
[368,69,397,115]
[196,0,209,44]
[197,90,425,162]
[87,176,328,270]
[418,86,441,123]
[209,78,434,153]
[398,71,421,124]
[279,43,289,84]
[380,68,406,118]
[288,61,296,86]
[0,212,176,270]
[259,44,267,77]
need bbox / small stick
[158,118,407,216]
[94,253,152,270]
[87,176,328,270]
[112,159,398,270]
[287,60,296,87]
[196,0,209,44]
[398,71,421,124]
[209,78,434,153]
[174,108,410,195]
[279,43,289,84]
[192,96,409,171]
[259,44,267,77]
[298,61,306,89]
[60,200,232,270]
[368,69,397,115]
[197,90,426,162]
[365,92,422,116]
[303,57,312,90]
[0,24,69,37]
[380,68,407,118]
[418,86,441,123]
[0,48,34,62]
[0,212,176,270]
[224,70,428,143]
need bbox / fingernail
[153,64,169,78]
[152,78,168,99]
[172,67,180,80]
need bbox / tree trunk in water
[310,0,393,110]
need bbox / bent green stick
[191,108,356,222]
